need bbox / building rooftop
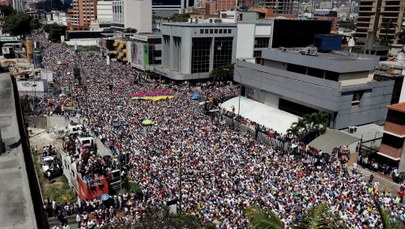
[162,22,236,27]
[262,48,380,73]
[388,102,405,113]
[0,74,38,229]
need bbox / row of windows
[200,29,232,34]
[213,37,233,69]
[191,38,211,73]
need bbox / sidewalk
[352,165,402,196]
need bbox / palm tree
[287,118,307,140]
[246,204,347,229]
[374,198,404,229]
[303,112,329,135]
[245,206,284,229]
[294,203,347,229]
[395,28,405,51]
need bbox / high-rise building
[355,0,405,47]
[71,0,98,30]
[152,0,196,17]
[112,0,152,33]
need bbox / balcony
[384,121,405,137]
[379,143,403,160]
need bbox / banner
[131,41,149,71]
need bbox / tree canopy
[170,13,190,22]
[43,23,66,42]
[209,64,234,83]
[3,13,36,36]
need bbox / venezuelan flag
[129,91,174,101]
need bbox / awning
[221,96,299,134]
[308,129,360,155]
[377,152,400,161]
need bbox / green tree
[374,199,404,229]
[246,204,347,229]
[170,13,190,22]
[0,5,16,16]
[303,111,329,135]
[287,118,307,140]
[245,206,284,229]
[3,13,34,36]
[30,18,42,31]
[124,27,137,33]
[395,28,405,50]
[209,64,234,83]
[378,19,395,47]
[43,23,66,42]
[337,21,356,30]
[294,203,347,229]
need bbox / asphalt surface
[0,74,37,229]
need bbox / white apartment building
[112,0,152,33]
[97,1,113,24]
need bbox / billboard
[131,41,149,71]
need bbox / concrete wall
[262,49,379,73]
[335,80,394,129]
[236,24,255,58]
[161,23,237,76]
[125,0,152,33]
[235,61,342,112]
[339,71,371,86]
[235,60,395,130]
[11,76,49,229]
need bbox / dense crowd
[33,34,405,228]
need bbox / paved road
[0,74,37,228]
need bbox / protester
[33,33,405,228]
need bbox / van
[77,137,94,147]
[68,124,83,136]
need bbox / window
[227,29,231,34]
[205,29,208,34]
[254,37,270,48]
[352,91,364,106]
[213,37,233,68]
[253,50,261,58]
[210,29,213,34]
[214,29,218,33]
[200,29,204,34]
[219,29,223,34]
[381,133,403,148]
[191,38,212,73]
[287,64,306,75]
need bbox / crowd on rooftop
[32,33,405,228]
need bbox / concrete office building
[155,21,237,80]
[112,0,152,33]
[233,48,394,129]
[379,102,405,172]
[355,0,405,48]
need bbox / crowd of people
[32,33,405,228]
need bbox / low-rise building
[234,48,394,129]
[379,102,405,173]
